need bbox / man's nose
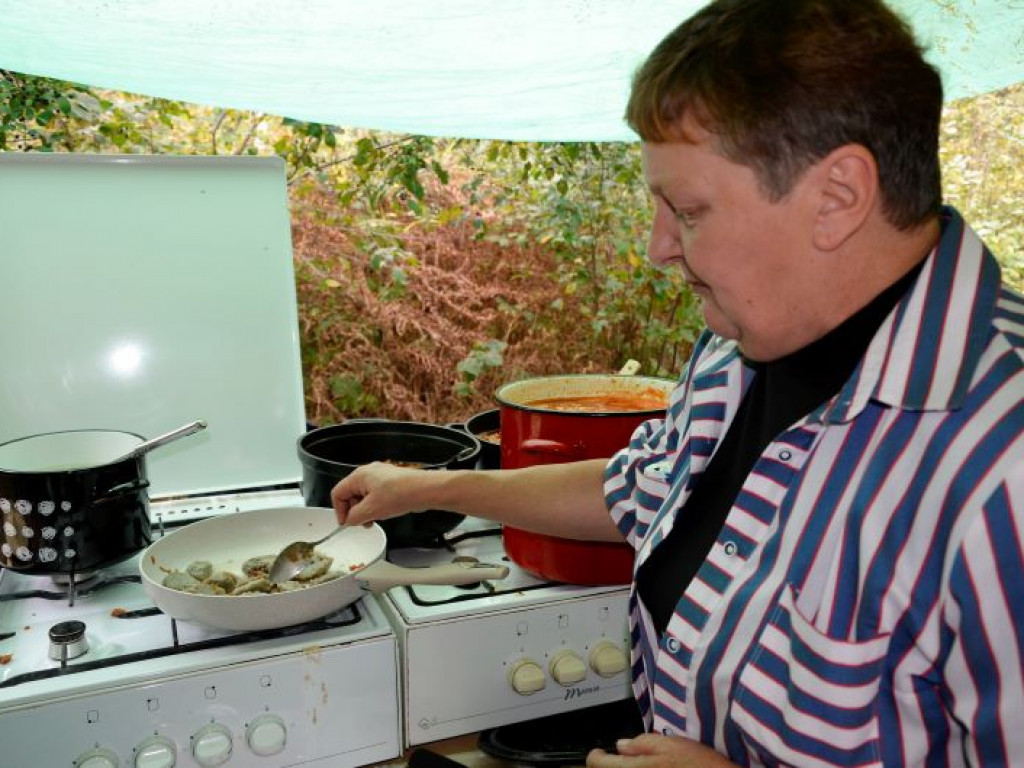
[647,202,682,267]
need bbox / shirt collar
[821,206,1002,422]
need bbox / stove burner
[450,555,483,590]
[50,572,98,586]
[48,620,89,663]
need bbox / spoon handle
[314,526,346,547]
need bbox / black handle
[91,479,150,506]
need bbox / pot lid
[0,155,306,499]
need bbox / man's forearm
[428,459,622,541]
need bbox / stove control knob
[134,735,176,768]
[507,658,546,694]
[549,650,587,686]
[247,714,288,756]
[589,641,628,677]
[191,723,233,766]
[74,747,119,768]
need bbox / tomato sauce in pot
[524,389,668,413]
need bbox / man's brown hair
[626,0,943,229]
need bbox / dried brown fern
[292,189,618,426]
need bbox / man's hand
[587,734,738,768]
[330,461,434,526]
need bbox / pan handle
[355,560,509,593]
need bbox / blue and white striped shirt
[604,207,1024,766]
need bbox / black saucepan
[0,429,152,576]
[462,408,501,469]
[297,420,481,547]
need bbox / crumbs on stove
[0,653,12,665]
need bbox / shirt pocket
[729,585,888,767]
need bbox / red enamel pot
[495,374,674,585]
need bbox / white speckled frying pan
[139,506,508,631]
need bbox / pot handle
[92,479,151,506]
[519,438,586,459]
[355,560,509,593]
[451,443,478,464]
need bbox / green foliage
[457,140,700,377]
[456,339,508,396]
[4,72,1024,419]
[0,70,100,150]
[939,86,1024,288]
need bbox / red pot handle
[519,438,586,459]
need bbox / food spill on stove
[160,554,343,596]
[0,653,12,665]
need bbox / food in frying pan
[159,553,343,596]
[241,555,275,578]
[186,560,213,581]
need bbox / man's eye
[676,210,700,228]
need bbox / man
[332,0,1024,764]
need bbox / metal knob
[48,619,88,661]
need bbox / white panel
[0,154,307,499]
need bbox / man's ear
[811,144,878,252]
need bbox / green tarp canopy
[0,0,1021,141]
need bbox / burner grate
[0,602,364,689]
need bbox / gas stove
[0,492,401,768]
[380,518,631,748]
[0,154,635,764]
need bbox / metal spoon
[268,526,346,584]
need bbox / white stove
[0,155,404,768]
[380,518,631,748]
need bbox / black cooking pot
[0,430,152,576]
[297,420,481,547]
[462,408,501,470]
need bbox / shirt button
[779,449,792,461]
[666,637,681,654]
[723,541,738,557]
[662,727,674,736]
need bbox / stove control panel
[388,587,632,746]
[4,635,401,768]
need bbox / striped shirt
[603,207,1024,766]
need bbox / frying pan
[139,506,509,631]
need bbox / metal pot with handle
[139,506,509,631]
[0,422,206,576]
[298,420,481,547]
[495,374,673,585]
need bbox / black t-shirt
[636,264,923,637]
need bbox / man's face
[642,126,829,362]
